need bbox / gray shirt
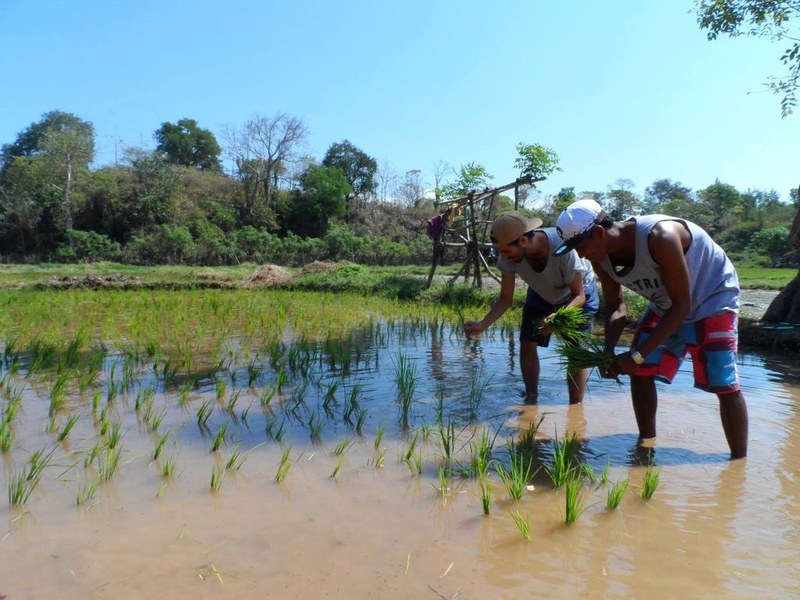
[597,215,740,321]
[497,228,595,305]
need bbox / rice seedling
[106,420,122,449]
[196,400,214,427]
[28,339,57,374]
[580,461,598,484]
[470,427,497,476]
[84,441,103,468]
[210,465,223,492]
[98,407,110,436]
[322,380,339,413]
[465,367,492,421]
[275,446,292,483]
[0,421,13,452]
[161,456,177,477]
[355,408,368,435]
[542,305,589,345]
[438,421,457,474]
[260,386,276,410]
[555,336,614,375]
[606,478,629,509]
[496,448,534,501]
[227,389,242,416]
[478,460,493,514]
[332,437,354,456]
[98,448,121,481]
[435,465,450,496]
[8,470,34,505]
[247,358,262,388]
[76,479,99,506]
[393,352,418,427]
[225,446,246,471]
[308,412,325,442]
[544,430,581,488]
[57,414,79,442]
[509,509,531,541]
[517,414,546,454]
[211,423,227,452]
[177,383,194,407]
[402,431,420,463]
[330,455,345,478]
[215,378,227,402]
[564,476,587,524]
[153,432,169,461]
[640,464,661,500]
[27,447,53,482]
[49,372,69,417]
[600,459,611,484]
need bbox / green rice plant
[275,364,288,393]
[28,338,57,374]
[330,455,345,478]
[477,459,492,515]
[215,378,227,402]
[275,446,292,483]
[98,407,110,436]
[606,478,629,509]
[343,383,363,424]
[542,305,589,345]
[564,476,587,524]
[27,447,53,482]
[92,390,102,415]
[393,352,418,427]
[438,421,457,474]
[106,420,122,449]
[509,509,531,541]
[49,371,69,417]
[322,380,339,413]
[555,336,613,374]
[260,386,276,410]
[465,367,492,421]
[8,470,34,505]
[355,408,368,435]
[495,449,534,501]
[517,414,546,454]
[0,421,13,452]
[57,414,79,442]
[161,456,176,477]
[84,441,102,468]
[196,400,214,427]
[178,383,193,407]
[247,358,262,388]
[580,461,597,484]
[226,446,246,471]
[332,437,354,456]
[76,479,99,506]
[435,465,450,496]
[640,464,661,500]
[544,431,581,488]
[402,431,420,463]
[153,432,169,461]
[374,424,385,451]
[227,389,241,416]
[98,448,121,481]
[600,459,611,485]
[211,423,227,452]
[470,427,498,477]
[210,465,223,492]
[434,382,446,425]
[308,412,325,442]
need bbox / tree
[605,178,641,220]
[154,118,222,172]
[286,165,350,238]
[396,169,427,207]
[322,140,377,211]
[514,143,561,180]
[696,0,800,115]
[1,110,89,173]
[697,180,742,233]
[224,113,308,216]
[439,162,494,199]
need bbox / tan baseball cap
[490,211,543,245]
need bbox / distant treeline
[1,110,798,269]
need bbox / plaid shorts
[631,309,740,394]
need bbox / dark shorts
[631,309,741,394]
[520,279,599,347]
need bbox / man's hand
[464,320,486,336]
[603,351,639,378]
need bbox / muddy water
[1,324,799,599]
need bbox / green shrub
[56,230,121,262]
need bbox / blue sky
[2,1,798,203]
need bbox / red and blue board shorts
[630,309,741,394]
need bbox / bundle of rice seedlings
[541,306,589,344]
[555,336,613,373]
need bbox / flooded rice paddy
[0,289,799,599]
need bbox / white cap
[553,199,607,256]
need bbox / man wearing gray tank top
[465,211,599,404]
[553,199,748,459]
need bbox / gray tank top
[497,228,595,305]
[598,215,739,321]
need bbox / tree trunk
[761,188,800,323]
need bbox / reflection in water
[1,317,799,598]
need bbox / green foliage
[322,140,378,203]
[439,162,494,199]
[287,165,350,237]
[696,0,800,115]
[514,143,561,180]
[56,229,121,262]
[747,225,792,266]
[154,118,222,172]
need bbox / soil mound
[37,274,144,290]
[299,260,354,275]
[246,264,293,287]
